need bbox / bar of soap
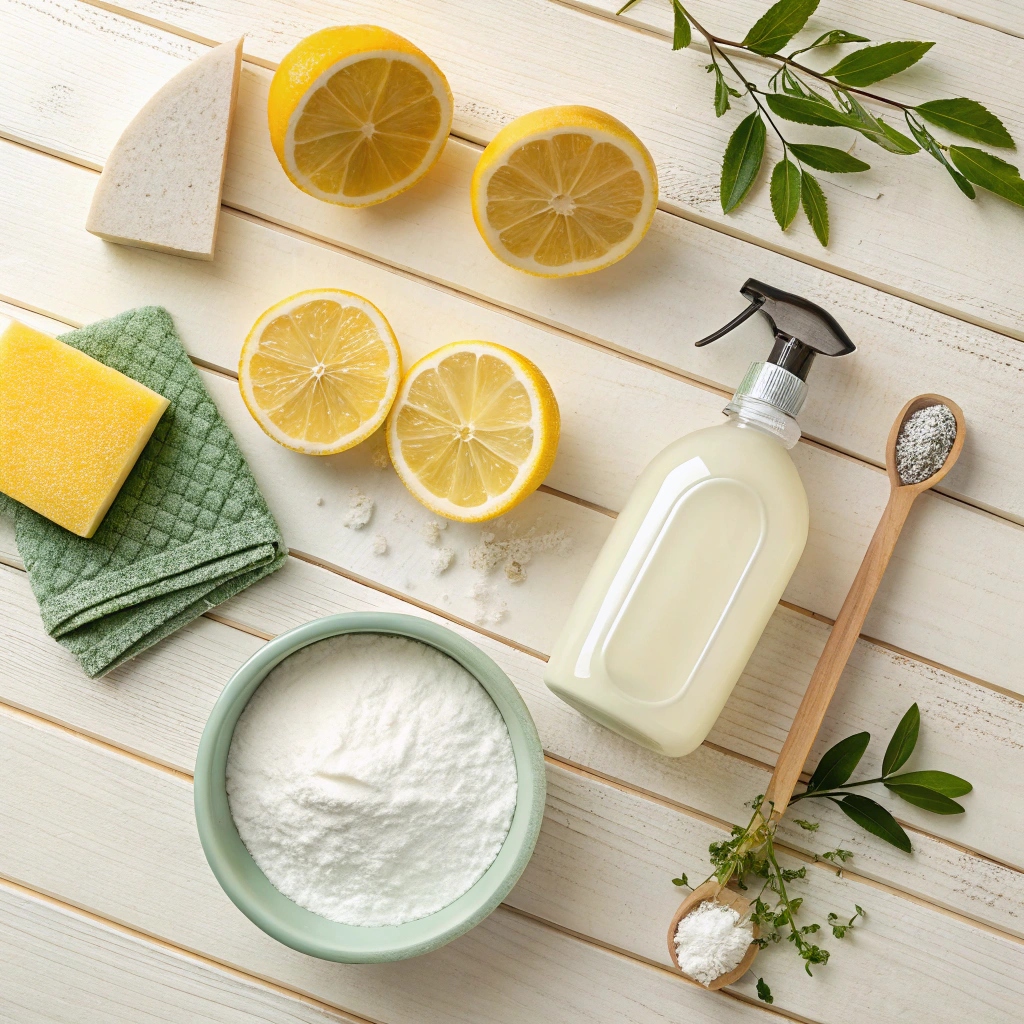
[86,38,243,260]
[0,320,170,538]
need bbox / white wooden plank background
[1,0,1023,1022]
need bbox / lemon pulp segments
[292,57,442,198]
[487,133,644,267]
[388,343,559,521]
[471,106,658,277]
[240,291,400,455]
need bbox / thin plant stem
[789,778,886,803]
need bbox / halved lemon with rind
[268,25,453,207]
[239,289,401,455]
[471,105,658,277]
[387,341,560,521]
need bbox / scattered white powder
[342,489,374,529]
[430,546,455,575]
[469,582,508,626]
[226,634,518,927]
[469,524,572,584]
[420,518,448,546]
[371,534,388,556]
[895,404,957,485]
[674,901,754,987]
[371,445,390,470]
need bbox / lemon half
[268,26,453,207]
[239,289,401,455]
[471,105,658,277]
[387,341,560,521]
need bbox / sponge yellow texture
[0,320,169,538]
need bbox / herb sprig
[675,705,971,1002]
[617,0,1022,244]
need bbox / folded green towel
[0,307,286,677]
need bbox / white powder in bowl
[674,900,754,986]
[226,633,519,927]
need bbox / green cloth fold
[0,307,286,677]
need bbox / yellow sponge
[0,319,169,538]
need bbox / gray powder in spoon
[895,404,957,485]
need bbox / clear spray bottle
[545,280,856,757]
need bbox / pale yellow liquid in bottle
[545,414,808,757]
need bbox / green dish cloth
[0,306,286,678]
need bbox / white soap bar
[86,38,243,261]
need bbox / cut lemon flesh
[387,342,560,521]
[268,26,453,207]
[239,289,401,455]
[471,105,658,277]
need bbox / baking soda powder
[226,633,518,927]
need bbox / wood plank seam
[0,873,374,1024]
[73,0,1024,349]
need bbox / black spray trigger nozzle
[695,279,855,382]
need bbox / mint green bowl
[194,612,546,962]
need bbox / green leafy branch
[674,704,971,1002]
[617,0,1023,244]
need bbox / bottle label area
[575,458,766,704]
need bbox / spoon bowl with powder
[667,394,964,989]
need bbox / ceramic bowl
[194,612,546,962]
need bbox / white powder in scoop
[226,633,518,927]
[674,900,753,986]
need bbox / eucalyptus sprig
[675,704,972,1002]
[617,0,1023,244]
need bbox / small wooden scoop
[667,394,965,987]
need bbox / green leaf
[770,158,802,229]
[671,873,689,886]
[721,111,767,213]
[833,794,912,852]
[793,819,819,831]
[756,978,774,1004]
[950,147,1024,207]
[883,783,965,814]
[906,117,976,197]
[882,703,920,776]
[826,41,935,87]
[876,119,921,154]
[806,29,869,49]
[671,0,692,49]
[615,0,643,14]
[836,93,919,154]
[765,93,853,128]
[742,0,820,56]
[805,730,868,791]
[886,770,972,796]
[707,62,738,117]
[788,144,870,172]
[916,98,1014,148]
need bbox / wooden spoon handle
[763,484,917,818]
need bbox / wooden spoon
[667,394,965,986]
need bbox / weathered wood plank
[2,705,1023,1024]
[83,0,1024,340]
[1,146,1023,693]
[0,881,362,1024]
[2,551,1023,938]
[4,0,1023,521]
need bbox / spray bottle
[544,280,856,757]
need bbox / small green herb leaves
[721,111,766,212]
[950,147,1024,207]
[915,98,1014,148]
[806,731,869,792]
[834,794,912,852]
[742,0,819,56]
[788,144,870,173]
[882,703,919,776]
[671,0,691,49]
[826,41,935,87]
[770,158,802,229]
[756,978,774,1004]
[706,62,739,117]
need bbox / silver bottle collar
[726,361,807,418]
